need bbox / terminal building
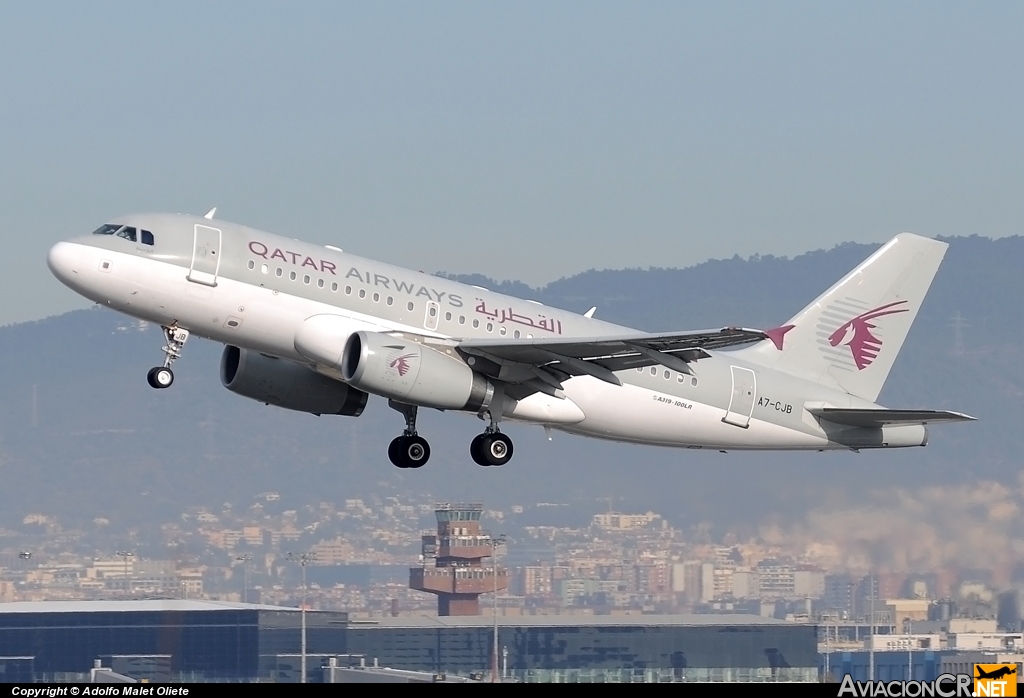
[0,600,818,682]
[346,613,818,682]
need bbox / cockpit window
[92,224,139,242]
[115,226,137,242]
[140,230,154,245]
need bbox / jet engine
[341,331,494,411]
[220,346,368,416]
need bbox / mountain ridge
[0,234,1017,537]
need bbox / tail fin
[735,233,948,402]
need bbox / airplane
[975,666,1017,681]
[46,211,975,468]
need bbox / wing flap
[457,327,765,367]
[808,407,976,428]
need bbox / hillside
[0,234,1019,536]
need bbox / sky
[1,2,1022,326]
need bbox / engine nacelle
[342,331,493,411]
[220,345,368,416]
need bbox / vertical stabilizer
[735,233,947,402]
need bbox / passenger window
[358,289,366,299]
[678,374,685,383]
[317,278,324,288]
[637,367,643,373]
[407,301,414,311]
[445,312,452,321]
[650,367,657,376]
[513,329,521,339]
[331,282,338,292]
[247,260,255,270]
[473,319,480,328]
[386,296,394,306]
[459,316,465,325]
[372,292,379,302]
[664,370,670,380]
[345,286,352,295]
[289,271,296,281]
[499,326,507,336]
[486,322,493,332]
[261,264,269,274]
[140,230,154,245]
[303,275,310,284]
[691,377,698,387]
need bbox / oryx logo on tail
[828,300,909,370]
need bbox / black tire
[402,435,430,468]
[147,366,174,389]
[388,436,407,468]
[470,434,489,466]
[480,433,513,466]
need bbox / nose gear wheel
[147,326,189,390]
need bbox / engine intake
[342,331,493,411]
[220,346,367,416]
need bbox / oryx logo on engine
[386,352,415,378]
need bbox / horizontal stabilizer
[808,407,976,428]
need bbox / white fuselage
[47,213,926,453]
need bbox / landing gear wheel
[470,434,489,466]
[388,435,431,468]
[147,326,189,389]
[388,437,405,467]
[386,401,430,468]
[402,435,430,468]
[147,366,174,389]
[477,432,513,466]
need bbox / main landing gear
[388,401,431,469]
[147,326,189,389]
[385,402,516,468]
[470,413,513,467]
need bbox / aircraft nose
[47,241,82,284]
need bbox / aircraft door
[188,224,222,287]
[722,366,756,428]
[423,300,440,331]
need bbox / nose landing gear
[147,326,189,389]
[146,366,174,389]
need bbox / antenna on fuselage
[204,207,217,220]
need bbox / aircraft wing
[807,408,977,428]
[455,327,767,397]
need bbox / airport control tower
[409,503,507,616]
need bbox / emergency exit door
[188,224,221,287]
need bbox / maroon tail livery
[828,301,910,370]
